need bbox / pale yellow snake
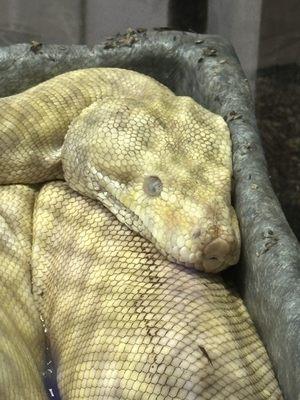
[0,68,282,399]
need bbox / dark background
[0,0,299,239]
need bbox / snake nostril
[192,228,202,239]
[203,238,230,262]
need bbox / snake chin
[90,190,238,273]
[163,237,240,273]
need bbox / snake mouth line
[95,193,237,273]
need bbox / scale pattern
[31,182,282,399]
[0,68,240,272]
[0,68,282,399]
[0,185,47,399]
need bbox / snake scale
[0,68,282,399]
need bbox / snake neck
[0,68,171,185]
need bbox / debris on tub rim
[103,27,146,50]
[202,47,217,57]
[223,111,242,122]
[30,40,43,54]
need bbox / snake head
[62,95,240,273]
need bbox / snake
[0,68,282,399]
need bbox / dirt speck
[30,40,43,54]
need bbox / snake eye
[143,176,163,197]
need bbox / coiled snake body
[0,68,282,399]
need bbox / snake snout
[202,238,231,272]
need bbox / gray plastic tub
[0,30,299,400]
